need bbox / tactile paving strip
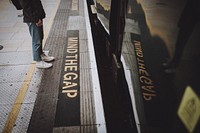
[23,69,44,103]
[27,94,57,133]
[12,69,45,133]
[12,103,35,133]
[67,16,86,30]
[79,39,88,53]
[80,53,90,69]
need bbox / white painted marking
[84,0,107,132]
[121,55,141,133]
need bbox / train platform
[0,0,106,133]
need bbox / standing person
[19,0,54,68]
[163,0,200,73]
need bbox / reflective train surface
[87,0,200,132]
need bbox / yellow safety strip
[2,63,35,133]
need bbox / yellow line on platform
[2,63,35,133]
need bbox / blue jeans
[27,22,44,61]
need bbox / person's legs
[38,25,44,54]
[27,22,43,61]
[27,22,53,68]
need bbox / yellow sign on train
[178,86,200,132]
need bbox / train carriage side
[121,0,200,132]
[89,0,200,132]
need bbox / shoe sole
[36,64,53,69]
[42,58,55,62]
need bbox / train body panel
[91,0,200,132]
